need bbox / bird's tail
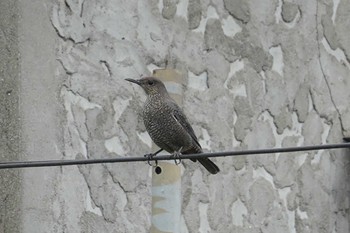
[185,147,220,174]
[198,158,220,174]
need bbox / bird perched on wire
[126,77,220,174]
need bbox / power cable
[0,142,349,169]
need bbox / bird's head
[125,77,168,96]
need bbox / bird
[126,76,220,174]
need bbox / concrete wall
[0,1,21,232]
[1,0,349,232]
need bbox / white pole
[150,69,183,233]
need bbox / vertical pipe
[150,69,183,233]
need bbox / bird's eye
[148,80,154,85]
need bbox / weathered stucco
[0,1,21,232]
[0,0,349,232]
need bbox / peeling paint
[198,203,211,233]
[85,190,103,216]
[188,71,208,91]
[332,0,340,24]
[15,0,350,232]
[104,136,126,155]
[231,198,248,226]
[269,45,284,76]
[222,15,242,37]
[112,97,131,123]
[193,6,219,34]
[137,131,152,148]
[198,128,211,151]
[321,38,350,70]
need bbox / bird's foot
[171,147,183,165]
[144,153,158,167]
[144,149,163,167]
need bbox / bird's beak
[125,78,141,85]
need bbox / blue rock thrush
[126,77,220,174]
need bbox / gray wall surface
[0,1,21,232]
[1,0,349,232]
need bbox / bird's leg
[172,147,183,165]
[144,148,163,167]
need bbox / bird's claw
[144,148,163,167]
[172,148,183,165]
[144,153,158,167]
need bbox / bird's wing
[169,101,202,150]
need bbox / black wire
[0,142,349,169]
